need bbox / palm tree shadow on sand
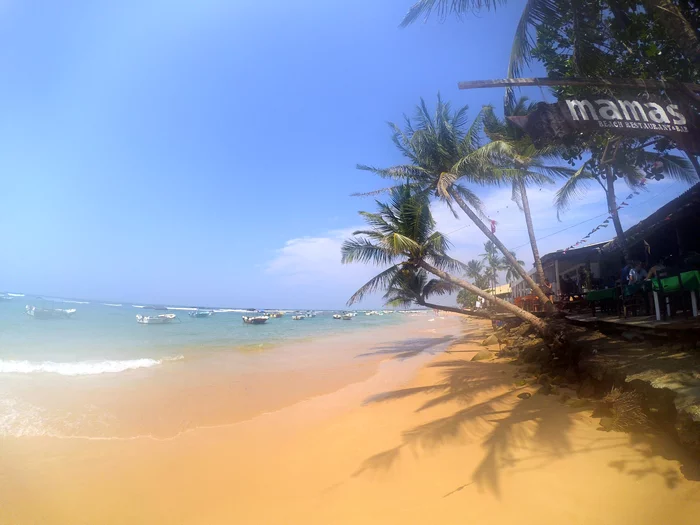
[356,335,456,361]
[351,350,698,498]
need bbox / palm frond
[399,0,504,27]
[341,238,396,266]
[423,278,458,298]
[429,253,468,274]
[450,183,483,213]
[505,0,560,108]
[554,162,596,219]
[347,265,402,305]
[641,152,696,184]
[356,164,426,182]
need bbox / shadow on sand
[352,331,700,498]
[356,335,455,361]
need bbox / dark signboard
[508,94,700,153]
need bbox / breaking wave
[0,356,183,376]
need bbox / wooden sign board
[508,95,700,153]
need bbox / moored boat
[242,315,269,325]
[189,310,214,318]
[332,314,342,320]
[136,313,178,324]
[26,305,76,319]
[342,313,353,320]
[292,315,304,320]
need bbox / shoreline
[0,313,463,439]
[3,317,699,524]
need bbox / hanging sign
[508,94,700,153]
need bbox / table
[649,270,700,320]
[585,288,617,302]
[585,287,619,317]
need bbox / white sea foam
[103,303,122,307]
[213,308,253,313]
[165,306,197,311]
[60,299,90,304]
[0,397,47,437]
[7,293,24,297]
[0,356,183,376]
[132,305,146,308]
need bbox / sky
[0,0,694,309]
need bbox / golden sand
[2,317,699,524]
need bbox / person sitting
[620,260,632,284]
[628,261,644,284]
[634,261,648,281]
[647,258,669,280]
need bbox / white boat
[242,315,269,325]
[189,310,214,318]
[342,313,353,320]
[292,315,304,320]
[26,305,76,319]
[332,314,342,320]
[136,313,178,324]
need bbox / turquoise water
[0,296,407,375]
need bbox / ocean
[0,295,428,438]
[0,296,407,375]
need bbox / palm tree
[399,0,562,106]
[477,97,575,286]
[555,145,695,258]
[356,95,552,308]
[384,268,491,318]
[399,1,699,103]
[479,241,507,291]
[341,185,548,333]
[465,259,484,281]
[504,251,526,285]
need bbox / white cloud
[265,227,392,308]
[430,185,614,271]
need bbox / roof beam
[457,77,700,97]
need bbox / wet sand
[2,317,700,524]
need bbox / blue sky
[0,0,693,308]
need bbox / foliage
[355,94,551,305]
[384,269,457,308]
[456,288,478,308]
[342,185,466,305]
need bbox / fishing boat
[292,315,304,320]
[242,315,269,325]
[136,313,178,324]
[342,313,353,320]
[26,305,76,319]
[268,312,283,318]
[189,310,214,318]
[332,314,342,320]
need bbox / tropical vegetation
[356,95,552,307]
[341,186,548,333]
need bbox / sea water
[0,296,407,376]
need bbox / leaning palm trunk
[604,166,629,259]
[417,260,549,335]
[518,178,547,288]
[448,189,553,310]
[419,300,492,319]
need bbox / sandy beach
[2,317,700,524]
